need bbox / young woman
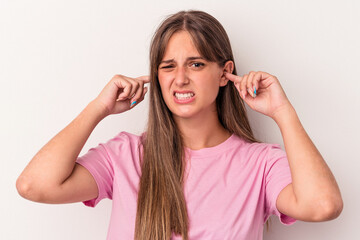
[16,10,343,240]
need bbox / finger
[142,86,148,97]
[130,81,144,105]
[224,72,241,83]
[136,75,151,83]
[127,80,141,100]
[130,87,148,108]
[117,79,132,100]
[224,72,244,98]
[252,72,262,97]
[246,71,255,97]
[234,81,241,93]
[240,74,248,99]
[259,71,276,88]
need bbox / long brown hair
[135,10,269,240]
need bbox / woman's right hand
[93,74,150,117]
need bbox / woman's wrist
[272,103,297,126]
[87,99,109,121]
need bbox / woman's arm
[16,74,149,202]
[224,70,343,221]
[16,100,107,201]
[273,103,343,221]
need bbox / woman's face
[158,30,228,120]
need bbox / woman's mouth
[173,92,196,104]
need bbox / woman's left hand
[224,71,293,119]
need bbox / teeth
[175,92,194,99]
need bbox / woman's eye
[161,65,174,69]
[191,62,205,68]
[160,62,204,69]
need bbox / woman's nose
[174,67,190,86]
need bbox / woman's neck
[173,109,231,150]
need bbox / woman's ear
[219,60,234,87]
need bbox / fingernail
[241,90,246,99]
[254,87,256,97]
[130,101,136,107]
[247,88,253,97]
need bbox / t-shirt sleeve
[264,143,297,225]
[75,137,116,208]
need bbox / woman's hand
[93,74,150,117]
[224,71,292,119]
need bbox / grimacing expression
[158,30,231,120]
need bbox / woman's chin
[171,109,197,120]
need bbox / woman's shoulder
[103,130,145,151]
[234,134,281,149]
[114,130,145,140]
[233,134,284,158]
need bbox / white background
[1,0,358,239]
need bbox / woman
[16,10,343,240]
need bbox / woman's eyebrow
[160,56,204,64]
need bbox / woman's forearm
[16,100,107,195]
[273,104,343,217]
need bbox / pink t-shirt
[76,131,296,240]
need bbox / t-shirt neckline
[184,133,237,158]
